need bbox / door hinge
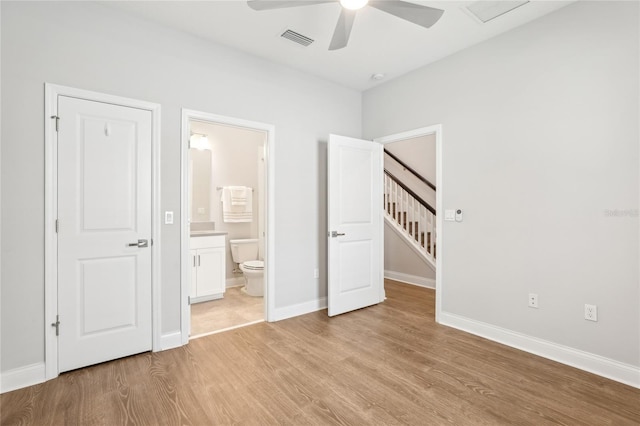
[55,219,59,233]
[50,115,60,132]
[188,296,191,305]
[51,315,60,336]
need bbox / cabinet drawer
[190,235,225,249]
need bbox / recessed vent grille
[281,29,314,47]
[465,1,529,23]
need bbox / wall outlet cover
[584,304,598,321]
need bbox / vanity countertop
[190,231,228,237]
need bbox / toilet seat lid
[243,260,264,270]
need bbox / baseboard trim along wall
[1,362,46,394]
[272,297,327,322]
[2,332,185,393]
[159,331,183,351]
[384,270,435,289]
[225,277,244,288]
[440,312,640,389]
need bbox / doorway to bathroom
[180,110,275,342]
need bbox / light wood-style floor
[2,281,639,425]
[191,286,264,337]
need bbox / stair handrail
[384,149,436,191]
[384,169,436,216]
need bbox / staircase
[383,151,436,268]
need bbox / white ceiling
[105,0,575,91]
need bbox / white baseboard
[272,297,327,322]
[385,270,435,289]
[226,277,244,288]
[440,312,640,389]
[159,331,183,351]
[1,363,46,394]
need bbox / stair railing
[384,169,436,263]
[384,149,436,191]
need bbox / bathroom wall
[190,120,265,282]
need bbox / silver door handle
[331,231,346,238]
[127,239,148,248]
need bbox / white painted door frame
[44,83,162,380]
[374,124,443,322]
[180,109,275,344]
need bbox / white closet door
[57,96,152,372]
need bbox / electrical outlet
[314,268,319,279]
[528,293,538,308]
[584,304,598,321]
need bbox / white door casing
[57,96,153,372]
[45,84,161,381]
[327,134,384,317]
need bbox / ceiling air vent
[465,1,529,23]
[280,29,314,47]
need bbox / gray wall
[386,134,436,185]
[364,1,639,366]
[0,2,360,372]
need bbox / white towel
[229,186,248,206]
[221,186,253,223]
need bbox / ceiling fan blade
[329,8,356,51]
[247,0,335,11]
[368,1,444,29]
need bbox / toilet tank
[229,239,258,264]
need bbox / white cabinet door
[197,247,225,297]
[189,235,226,303]
[190,249,198,300]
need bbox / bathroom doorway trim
[180,109,275,344]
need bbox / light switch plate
[445,209,456,221]
[165,211,174,225]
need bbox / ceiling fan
[247,0,444,51]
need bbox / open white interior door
[327,134,384,317]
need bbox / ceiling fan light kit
[247,0,444,50]
[339,0,369,11]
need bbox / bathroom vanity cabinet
[190,234,226,303]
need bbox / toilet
[229,239,264,297]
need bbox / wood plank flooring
[2,280,639,425]
[191,286,264,337]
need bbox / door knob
[330,231,346,238]
[127,239,149,248]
